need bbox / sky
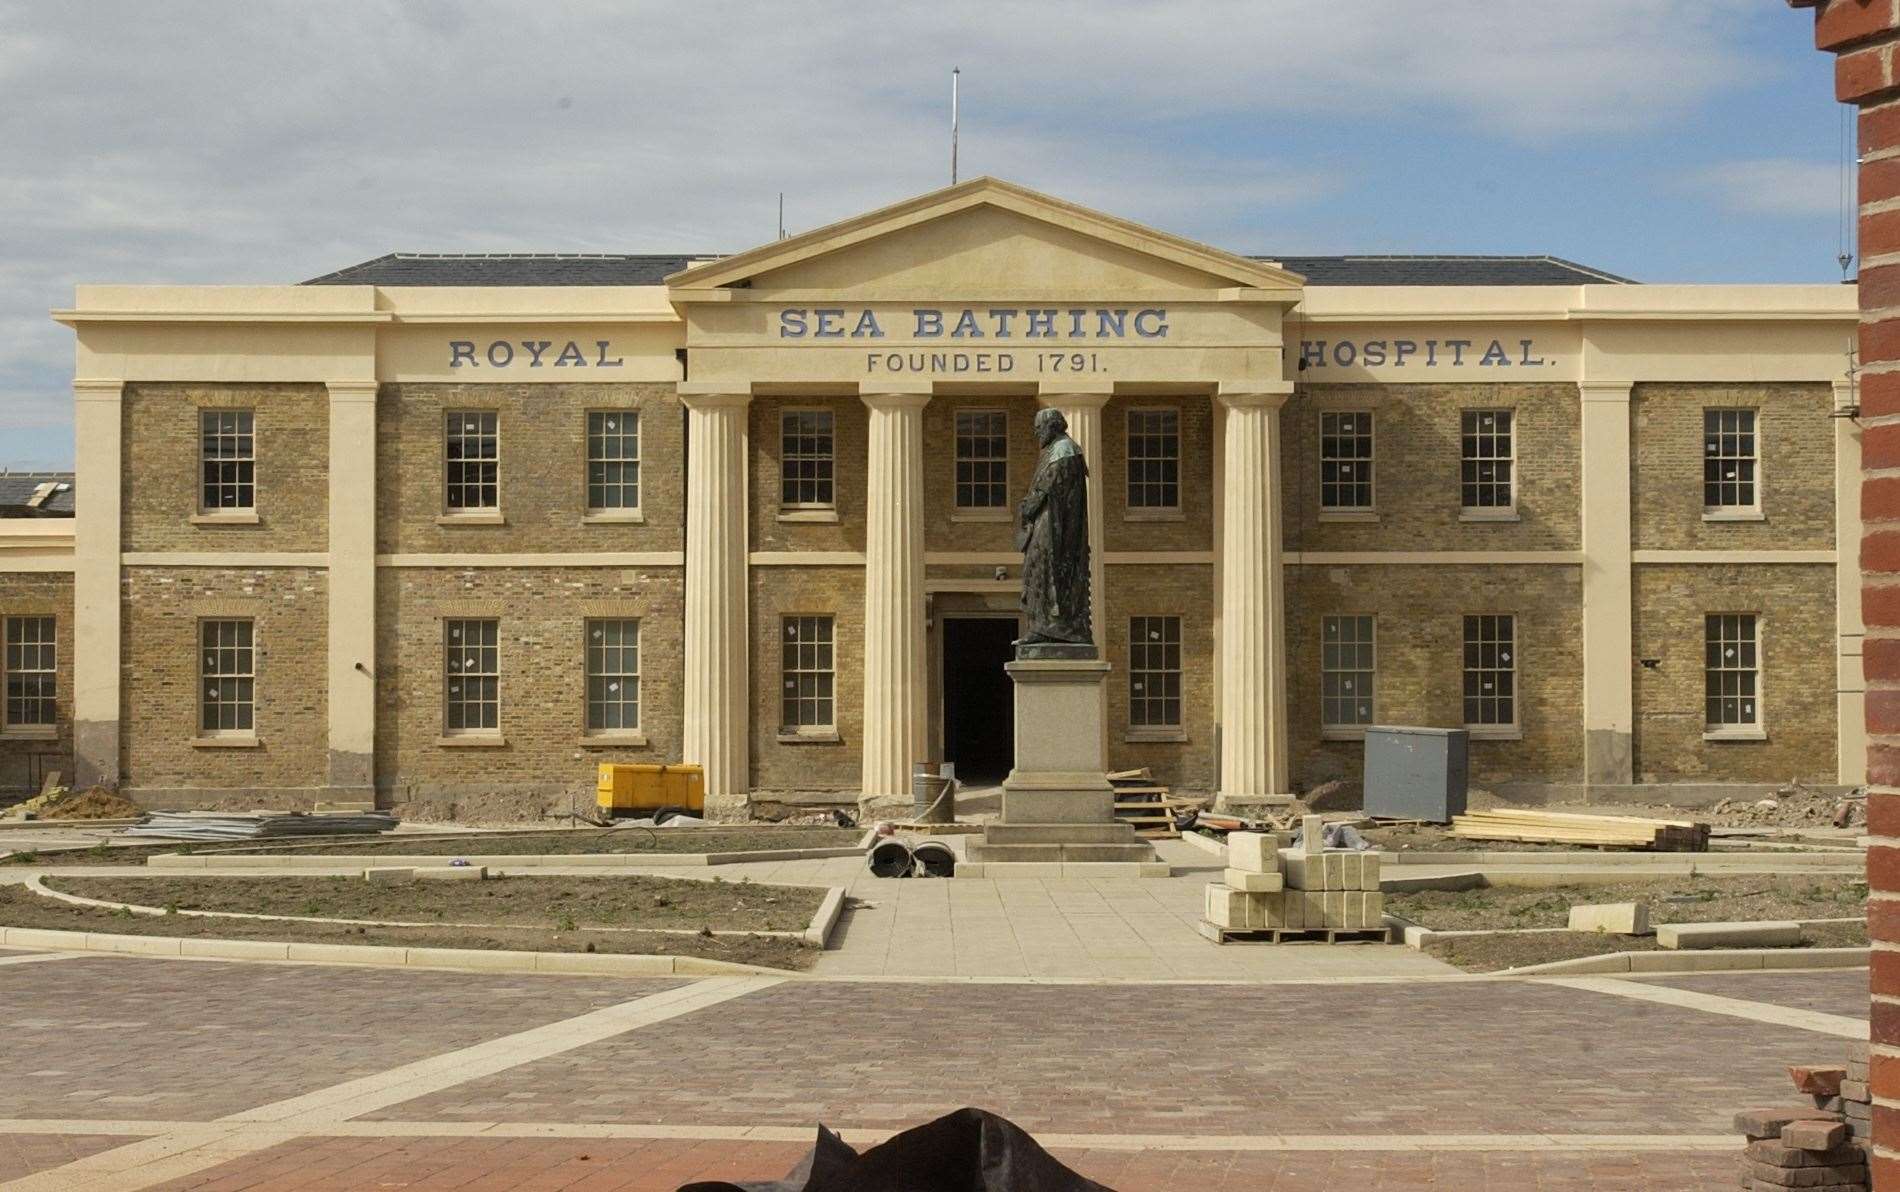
[0,0,1857,470]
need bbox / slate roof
[304,251,1634,288]
[0,472,74,518]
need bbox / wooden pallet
[1113,785,1179,838]
[1196,920,1391,946]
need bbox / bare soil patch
[1390,875,1865,932]
[0,883,815,970]
[1422,920,1866,974]
[43,873,825,932]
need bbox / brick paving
[138,1135,1741,1191]
[0,1133,140,1182]
[367,977,1842,1134]
[0,957,681,1120]
[1635,969,1871,1019]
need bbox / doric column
[1217,386,1293,802]
[681,388,751,811]
[1579,381,1634,786]
[1835,375,1866,785]
[72,379,123,789]
[1045,390,1111,637]
[860,390,930,807]
[326,381,379,793]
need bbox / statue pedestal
[965,655,1164,873]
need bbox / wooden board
[1196,920,1391,946]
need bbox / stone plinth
[968,654,1159,869]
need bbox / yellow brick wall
[1102,562,1216,790]
[0,573,73,793]
[748,565,864,794]
[748,395,865,555]
[1103,394,1216,552]
[122,383,329,552]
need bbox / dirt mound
[1302,780,1362,813]
[16,786,144,821]
[1707,784,1859,829]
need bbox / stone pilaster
[1216,387,1292,803]
[1044,389,1111,636]
[1579,381,1634,786]
[681,388,751,813]
[1836,375,1867,785]
[72,379,123,789]
[326,381,379,794]
[860,390,930,809]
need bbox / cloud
[1691,159,1846,218]
[0,0,1779,464]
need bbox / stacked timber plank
[1450,808,1709,852]
[125,811,399,841]
[1109,768,1181,838]
[1199,815,1385,943]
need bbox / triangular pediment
[667,177,1303,302]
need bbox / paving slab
[1629,969,1871,1020]
[0,1133,141,1183]
[360,976,1854,1135]
[0,956,682,1120]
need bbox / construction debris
[1199,815,1386,943]
[1731,1046,1871,1189]
[124,810,399,841]
[4,785,144,821]
[1710,783,1864,829]
[1450,808,1709,851]
[1108,768,1194,838]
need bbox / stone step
[965,841,1156,864]
[957,861,1174,879]
[980,823,1143,845]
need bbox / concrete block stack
[1731,1054,1873,1191]
[1202,816,1384,936]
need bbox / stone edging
[0,924,789,976]
[1500,946,1869,976]
[805,886,847,947]
[145,845,867,870]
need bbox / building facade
[10,177,1864,819]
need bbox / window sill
[950,509,1013,523]
[191,735,261,749]
[1320,726,1369,742]
[777,508,839,524]
[579,732,649,748]
[436,734,507,748]
[1464,726,1522,741]
[190,510,260,526]
[1123,727,1187,744]
[1318,509,1379,524]
[0,726,59,741]
[1123,508,1185,523]
[1703,727,1767,742]
[1458,509,1520,523]
[1702,509,1766,523]
[582,510,646,525]
[777,729,841,745]
[436,512,506,527]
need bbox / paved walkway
[0,947,1869,1190]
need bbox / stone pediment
[667,177,1303,303]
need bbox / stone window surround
[1126,613,1186,743]
[777,611,840,743]
[583,407,644,525]
[1461,611,1522,741]
[950,405,1011,523]
[439,615,503,747]
[193,614,258,749]
[1316,407,1378,523]
[778,407,838,524]
[0,613,57,740]
[1458,407,1520,524]
[1701,404,1766,524]
[1703,610,1768,743]
[438,407,504,527]
[581,614,646,749]
[192,407,259,527]
[1124,403,1184,522]
[1319,613,1376,741]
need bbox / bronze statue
[1016,407,1093,652]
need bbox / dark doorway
[943,617,1017,783]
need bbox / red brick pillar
[1795,2,1900,1185]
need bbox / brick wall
[1788,2,1900,1179]
[748,565,864,795]
[1103,394,1215,552]
[372,565,684,821]
[0,573,72,793]
[122,383,328,552]
[1283,383,1582,553]
[1102,562,1216,790]
[376,383,683,555]
[120,566,328,799]
[922,398,1040,554]
[748,395,865,554]
[1283,564,1584,789]
[1632,382,1836,551]
[1630,563,1837,783]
